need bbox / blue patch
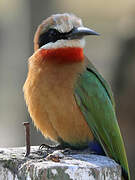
[88,141,105,155]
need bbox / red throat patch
[39,47,84,63]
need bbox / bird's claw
[39,143,63,151]
[39,144,51,150]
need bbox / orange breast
[23,51,94,147]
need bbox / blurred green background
[0,0,135,179]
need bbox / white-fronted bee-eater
[23,13,130,180]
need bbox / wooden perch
[0,146,121,180]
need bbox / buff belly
[23,59,94,147]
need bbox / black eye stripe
[38,28,73,48]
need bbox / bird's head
[34,13,99,63]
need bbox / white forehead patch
[41,39,85,50]
[52,13,83,33]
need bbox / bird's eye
[49,29,56,36]
[38,29,60,48]
[38,28,72,48]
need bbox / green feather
[74,59,130,180]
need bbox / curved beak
[67,27,100,39]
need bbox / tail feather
[122,167,129,180]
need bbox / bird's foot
[38,143,72,160]
[39,143,62,150]
[38,143,70,158]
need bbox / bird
[23,13,130,180]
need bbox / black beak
[67,27,100,39]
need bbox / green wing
[74,59,130,180]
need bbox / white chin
[40,39,85,49]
